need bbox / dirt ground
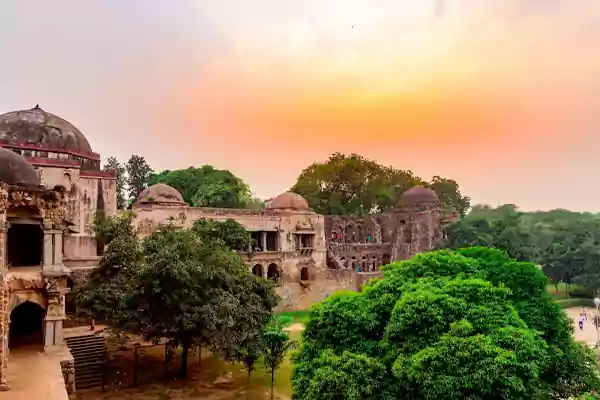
[76,330,302,400]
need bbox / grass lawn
[275,310,311,325]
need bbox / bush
[292,247,600,400]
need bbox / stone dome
[0,105,92,153]
[0,147,41,187]
[137,183,186,206]
[398,186,439,206]
[267,192,309,211]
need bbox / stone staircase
[65,334,106,390]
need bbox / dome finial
[33,104,41,110]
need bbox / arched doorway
[9,301,46,348]
[252,264,264,277]
[267,263,280,282]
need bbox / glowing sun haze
[2,1,600,210]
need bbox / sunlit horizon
[2,1,600,211]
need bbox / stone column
[42,230,63,272]
[261,232,267,252]
[43,278,66,349]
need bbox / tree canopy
[291,153,470,216]
[76,214,277,376]
[443,204,600,294]
[125,155,153,204]
[292,247,600,399]
[103,157,127,209]
[149,165,261,209]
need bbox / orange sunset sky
[2,1,600,211]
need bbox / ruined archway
[9,301,46,348]
[300,267,309,281]
[267,263,280,282]
[252,264,264,277]
[7,222,43,267]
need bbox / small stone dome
[0,147,41,187]
[399,186,439,206]
[0,105,92,153]
[137,184,186,206]
[267,192,309,211]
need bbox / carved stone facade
[0,181,73,390]
[0,106,113,393]
[130,185,458,311]
[325,186,459,277]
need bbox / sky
[1,1,600,211]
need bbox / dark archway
[382,253,391,265]
[9,301,45,348]
[252,264,264,277]
[7,223,43,267]
[340,257,347,268]
[300,267,309,281]
[267,263,280,282]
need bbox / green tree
[292,153,422,215]
[103,157,127,209]
[125,155,153,203]
[263,317,296,400]
[231,339,263,386]
[291,153,468,215]
[191,218,251,252]
[77,216,277,378]
[75,213,141,327]
[292,247,600,399]
[149,165,254,208]
[427,175,471,216]
[136,226,277,376]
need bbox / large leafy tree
[77,216,277,377]
[103,157,127,209]
[137,226,277,376]
[149,165,259,208]
[291,153,468,215]
[125,155,153,203]
[75,213,141,326]
[292,247,600,399]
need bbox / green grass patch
[276,310,311,324]
[555,298,594,308]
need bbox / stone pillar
[261,232,267,252]
[43,230,63,271]
[43,277,66,349]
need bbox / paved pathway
[566,308,600,347]
[0,346,68,400]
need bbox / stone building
[0,106,117,391]
[131,184,459,311]
[0,105,459,393]
[131,186,341,311]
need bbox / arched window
[267,263,280,281]
[361,256,368,272]
[372,256,378,271]
[252,264,264,277]
[300,267,309,281]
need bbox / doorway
[9,301,46,348]
[7,223,43,267]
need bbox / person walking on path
[579,314,585,330]
[582,307,588,320]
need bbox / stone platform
[0,346,68,400]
